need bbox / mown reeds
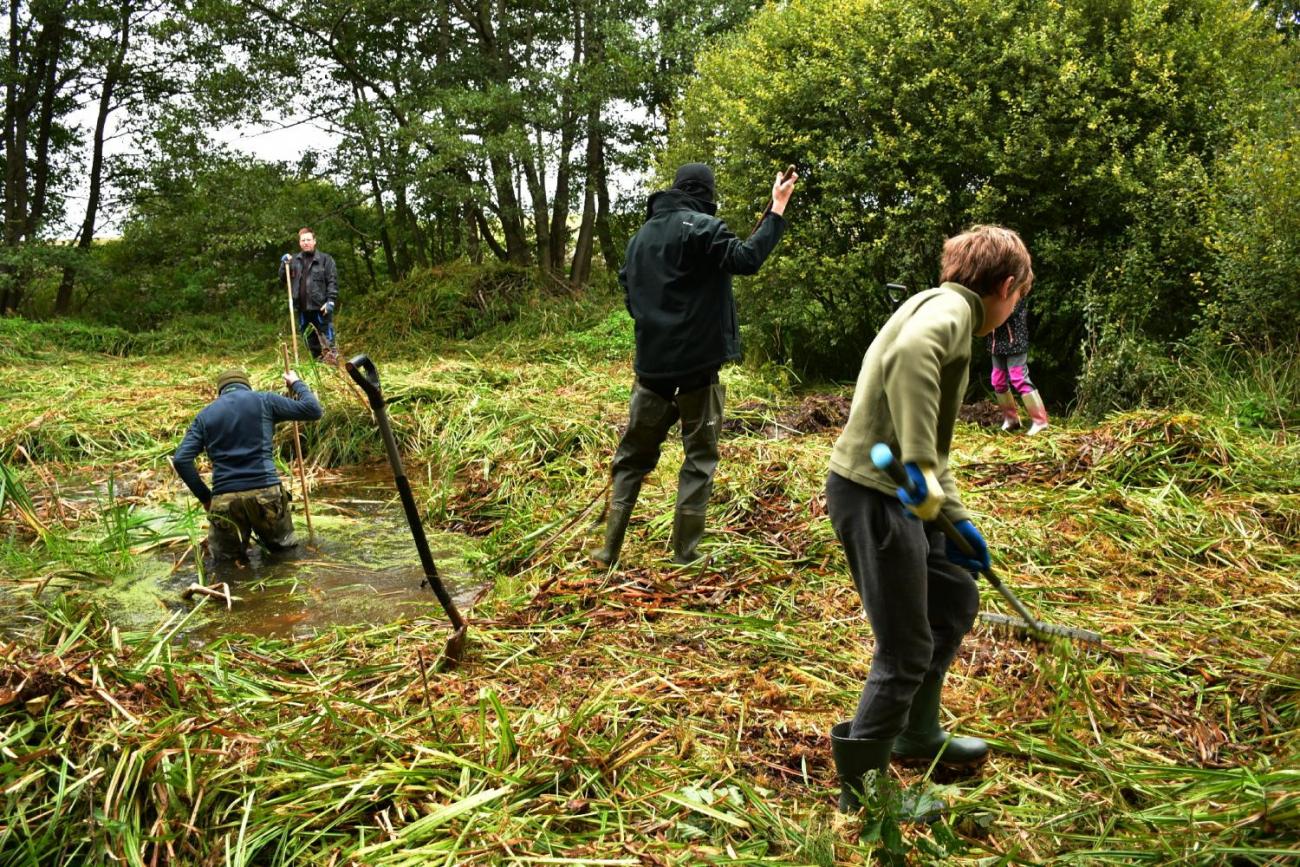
[1,300,1297,864]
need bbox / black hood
[643,163,718,218]
[673,162,716,203]
[645,187,718,219]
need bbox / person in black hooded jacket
[593,163,797,567]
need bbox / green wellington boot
[832,722,948,823]
[671,511,707,565]
[830,722,895,813]
[892,673,989,768]
[591,384,679,567]
[591,505,633,567]
[671,383,724,565]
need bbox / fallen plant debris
[0,311,1297,864]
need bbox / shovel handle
[347,353,467,635]
[346,354,384,410]
[884,283,909,310]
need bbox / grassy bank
[1,301,1297,865]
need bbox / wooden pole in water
[280,342,314,539]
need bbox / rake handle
[869,443,1045,631]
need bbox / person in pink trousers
[987,296,1049,434]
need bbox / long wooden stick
[284,258,301,366]
[280,342,313,539]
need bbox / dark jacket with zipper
[620,188,787,378]
[986,295,1029,356]
[172,382,323,504]
[282,251,339,310]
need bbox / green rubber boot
[833,722,949,823]
[671,511,707,565]
[892,672,989,768]
[830,722,894,813]
[591,505,632,568]
[671,383,724,564]
[591,384,679,567]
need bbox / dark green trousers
[207,484,296,561]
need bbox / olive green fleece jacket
[828,282,985,524]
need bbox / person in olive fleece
[592,163,798,567]
[172,368,324,563]
[280,227,339,362]
[987,294,1049,434]
[825,225,1034,814]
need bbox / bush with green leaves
[1202,97,1300,348]
[667,0,1297,396]
[88,152,381,330]
[1074,326,1179,419]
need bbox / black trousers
[825,471,979,739]
[638,367,719,401]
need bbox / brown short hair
[298,227,314,237]
[939,225,1033,296]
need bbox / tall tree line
[0,0,763,315]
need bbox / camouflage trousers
[207,484,297,561]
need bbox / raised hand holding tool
[283,254,301,366]
[751,164,798,234]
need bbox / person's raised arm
[266,371,324,422]
[700,169,799,275]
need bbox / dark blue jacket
[620,188,787,378]
[172,382,323,504]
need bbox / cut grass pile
[0,306,1297,864]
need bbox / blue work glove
[896,462,944,521]
[322,301,334,315]
[281,253,292,264]
[946,519,990,574]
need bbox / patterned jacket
[986,296,1029,356]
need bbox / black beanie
[673,163,716,204]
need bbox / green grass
[0,294,1297,864]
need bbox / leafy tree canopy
[668,0,1298,394]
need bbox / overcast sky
[64,107,340,239]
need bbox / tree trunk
[354,85,399,278]
[547,4,583,270]
[473,206,509,262]
[28,19,66,240]
[520,141,551,273]
[593,127,619,273]
[57,0,132,315]
[3,5,68,313]
[488,150,530,264]
[569,114,599,288]
[465,200,481,263]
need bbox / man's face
[299,232,316,253]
